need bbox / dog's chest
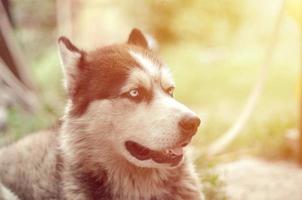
[84,178,170,200]
[105,168,176,200]
[81,168,177,200]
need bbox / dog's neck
[103,155,180,199]
[59,119,186,199]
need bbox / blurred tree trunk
[0,1,37,118]
[1,0,13,26]
[0,0,34,90]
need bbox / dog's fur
[0,29,204,200]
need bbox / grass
[201,169,229,200]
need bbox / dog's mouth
[125,141,189,166]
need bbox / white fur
[120,68,152,93]
[160,67,175,89]
[129,50,159,76]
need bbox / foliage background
[2,0,302,199]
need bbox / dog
[0,28,204,200]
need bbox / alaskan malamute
[0,29,204,200]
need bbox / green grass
[201,169,228,200]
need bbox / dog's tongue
[169,147,183,156]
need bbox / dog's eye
[129,89,139,98]
[166,87,175,97]
[122,88,147,102]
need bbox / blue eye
[128,89,139,98]
[122,87,147,102]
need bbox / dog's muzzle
[125,114,201,166]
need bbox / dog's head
[58,29,201,168]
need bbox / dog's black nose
[178,115,201,135]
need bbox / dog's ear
[58,36,84,91]
[127,28,149,49]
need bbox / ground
[215,158,302,200]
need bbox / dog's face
[59,29,201,168]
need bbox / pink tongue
[169,147,183,156]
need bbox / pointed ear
[127,28,149,49]
[58,36,83,91]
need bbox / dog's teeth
[169,147,183,156]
